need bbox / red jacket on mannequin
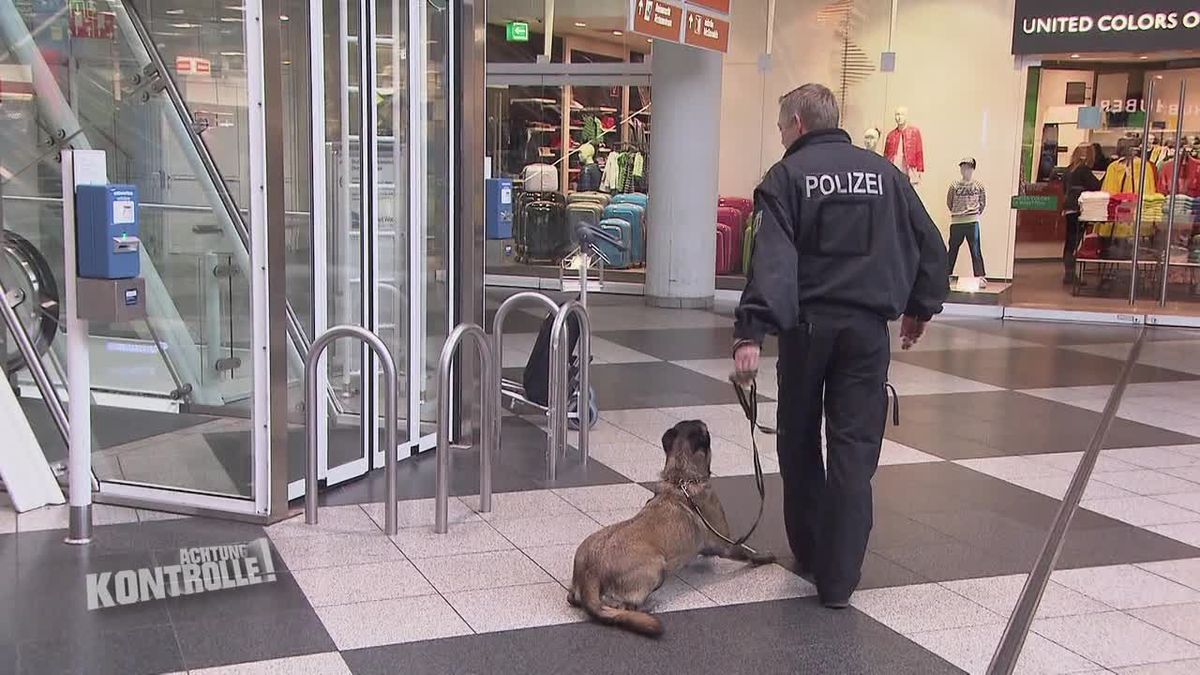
[885,126,925,174]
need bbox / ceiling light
[280,15,289,21]
[1070,53,1081,59]
[220,17,242,22]
[170,23,198,29]
[220,51,244,56]
[574,22,586,27]
[613,30,623,36]
[1139,55,1149,60]
[165,9,184,15]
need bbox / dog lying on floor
[568,420,775,636]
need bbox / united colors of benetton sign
[1013,0,1200,54]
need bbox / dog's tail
[574,576,663,638]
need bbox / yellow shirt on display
[1101,158,1160,196]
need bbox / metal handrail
[435,323,497,534]
[548,301,591,480]
[305,326,400,535]
[0,276,68,445]
[491,291,559,448]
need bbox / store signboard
[1010,195,1059,211]
[629,0,686,42]
[1012,0,1200,54]
[688,0,731,12]
[684,8,731,53]
[175,57,212,77]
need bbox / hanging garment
[601,151,623,192]
[1158,155,1200,197]
[1102,158,1160,196]
[883,125,925,173]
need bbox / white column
[645,40,723,309]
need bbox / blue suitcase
[611,193,649,210]
[597,217,633,269]
[603,204,646,265]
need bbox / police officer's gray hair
[779,84,840,131]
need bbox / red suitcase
[719,196,754,226]
[718,206,744,265]
[716,222,735,275]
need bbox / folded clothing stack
[1078,191,1111,222]
[1170,194,1197,223]
[1110,193,1139,223]
[1143,193,1167,222]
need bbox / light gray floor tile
[886,361,1004,396]
[389,520,514,559]
[1157,493,1200,514]
[361,497,480,530]
[136,509,189,523]
[590,442,669,483]
[1033,612,1200,669]
[645,576,718,613]
[1102,447,1200,470]
[411,550,553,593]
[676,559,815,606]
[460,489,580,522]
[291,560,436,607]
[1027,451,1141,474]
[957,456,1065,482]
[1080,497,1200,527]
[1163,466,1200,484]
[1011,474,1138,501]
[1148,523,1200,547]
[941,575,1111,619]
[17,503,138,532]
[1130,603,1200,644]
[1052,565,1200,610]
[267,505,380,539]
[851,583,1003,635]
[1095,471,1200,497]
[490,510,603,549]
[1117,659,1200,674]
[445,581,585,633]
[553,483,654,514]
[1136,558,1200,592]
[188,652,352,674]
[316,595,472,650]
[880,440,943,466]
[269,532,405,571]
[588,507,643,526]
[523,543,578,582]
[909,623,1102,675]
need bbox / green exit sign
[506,21,529,42]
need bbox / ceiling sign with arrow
[628,0,731,53]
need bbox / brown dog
[568,420,774,636]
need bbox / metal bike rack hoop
[491,291,560,444]
[548,300,591,481]
[435,323,498,534]
[305,326,400,535]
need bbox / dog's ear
[661,427,679,455]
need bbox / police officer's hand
[900,315,928,350]
[733,342,761,383]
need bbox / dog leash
[677,377,773,554]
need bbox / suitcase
[611,192,649,210]
[603,203,646,265]
[716,222,735,275]
[741,212,757,275]
[566,202,605,239]
[717,206,744,267]
[719,196,753,226]
[569,191,611,208]
[522,163,559,193]
[520,199,569,261]
[597,217,633,269]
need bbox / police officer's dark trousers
[775,303,889,601]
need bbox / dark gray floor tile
[893,346,1196,389]
[17,624,181,675]
[23,401,217,463]
[0,642,13,675]
[885,391,1198,459]
[596,327,779,361]
[874,540,1033,581]
[1059,524,1200,570]
[137,517,267,552]
[580,361,765,410]
[939,319,1162,346]
[342,598,960,675]
[173,607,334,670]
[158,569,311,626]
[320,416,630,507]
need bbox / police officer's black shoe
[821,597,850,610]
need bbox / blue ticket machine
[73,184,146,322]
[485,177,514,240]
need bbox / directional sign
[684,8,730,53]
[630,0,685,42]
[687,0,731,13]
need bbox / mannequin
[863,127,882,154]
[884,107,925,184]
[945,157,987,287]
[577,142,601,192]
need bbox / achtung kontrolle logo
[87,538,277,610]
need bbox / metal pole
[550,301,591,476]
[491,291,559,456]
[61,150,92,545]
[435,323,496,533]
[305,326,399,535]
[1160,81,1188,307]
[1129,78,1155,305]
[0,277,69,445]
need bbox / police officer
[732,84,948,609]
